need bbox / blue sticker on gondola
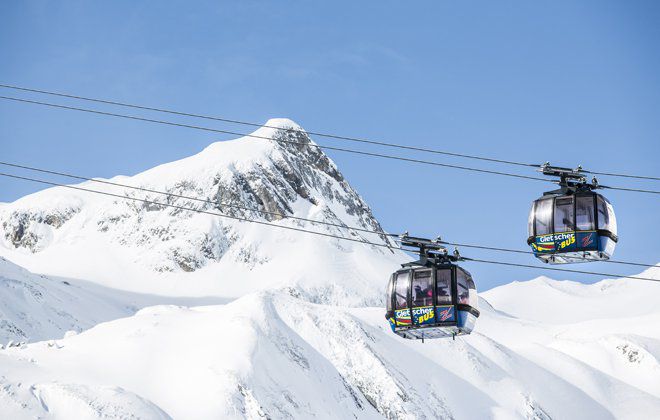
[394,308,411,326]
[576,232,597,250]
[533,232,577,253]
[412,306,435,325]
[435,305,455,322]
[533,231,599,253]
[555,233,576,251]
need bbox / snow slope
[0,255,136,344]
[0,119,404,306]
[0,255,229,343]
[481,268,660,400]
[1,279,659,419]
[481,266,660,323]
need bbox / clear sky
[1,1,658,290]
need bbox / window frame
[553,196,575,233]
[456,267,471,306]
[575,194,595,231]
[534,198,554,236]
[597,195,609,231]
[606,200,618,237]
[435,267,453,306]
[528,201,536,237]
[386,274,394,313]
[433,264,459,326]
[393,270,410,311]
[411,268,433,308]
[592,193,618,241]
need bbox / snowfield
[1,277,659,419]
[0,120,658,419]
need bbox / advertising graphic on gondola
[394,308,411,326]
[533,231,599,254]
[412,306,435,325]
[435,305,455,322]
[578,232,596,249]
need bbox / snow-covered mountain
[1,272,658,419]
[0,256,228,344]
[1,119,659,419]
[0,256,133,344]
[0,119,403,306]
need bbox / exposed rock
[0,120,392,274]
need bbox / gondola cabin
[528,165,618,264]
[385,236,480,341]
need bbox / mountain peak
[263,118,303,130]
[0,119,401,305]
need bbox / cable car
[528,164,618,264]
[385,236,480,341]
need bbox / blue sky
[1,1,658,290]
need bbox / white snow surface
[1,119,659,418]
[1,274,659,419]
[0,256,228,344]
[0,118,404,306]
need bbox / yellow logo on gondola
[418,309,434,323]
[558,234,576,249]
[412,306,435,324]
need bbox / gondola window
[535,199,553,235]
[412,270,433,307]
[395,272,408,310]
[576,196,595,230]
[436,269,452,305]
[554,197,574,233]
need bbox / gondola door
[411,269,434,326]
[435,267,456,324]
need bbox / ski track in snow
[0,119,658,419]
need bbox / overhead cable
[4,94,660,194]
[2,82,659,181]
[1,160,657,269]
[0,83,540,168]
[0,95,552,183]
[1,171,658,282]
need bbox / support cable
[1,160,657,268]
[1,171,658,282]
[1,82,658,181]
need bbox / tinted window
[394,272,409,310]
[534,199,553,235]
[528,202,535,237]
[386,275,394,312]
[436,269,452,305]
[456,268,470,305]
[554,197,574,233]
[412,270,433,307]
[576,196,594,231]
[597,196,609,230]
[465,272,478,308]
[606,201,617,236]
